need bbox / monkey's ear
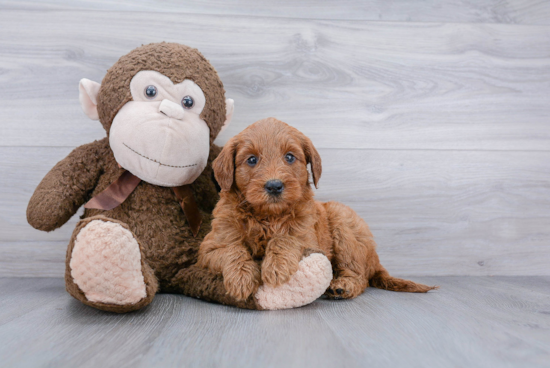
[212,136,237,192]
[78,78,101,120]
[302,135,322,188]
[218,98,234,135]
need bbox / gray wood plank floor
[0,276,548,368]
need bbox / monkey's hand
[27,139,105,232]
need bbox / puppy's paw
[223,262,261,301]
[325,277,365,300]
[261,255,300,287]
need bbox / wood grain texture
[1,10,550,150]
[0,276,548,368]
[0,242,67,278]
[1,6,548,277]
[2,146,549,277]
[2,0,550,25]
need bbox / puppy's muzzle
[264,179,284,196]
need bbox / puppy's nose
[159,99,185,120]
[264,180,284,196]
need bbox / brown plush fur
[27,43,259,312]
[97,42,226,143]
[198,118,437,301]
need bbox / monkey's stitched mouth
[123,143,197,169]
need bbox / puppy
[198,118,436,301]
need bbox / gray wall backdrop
[1,1,549,277]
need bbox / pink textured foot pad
[70,220,146,305]
[255,253,332,310]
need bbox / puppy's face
[234,128,308,212]
[214,118,322,214]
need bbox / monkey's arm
[27,138,106,232]
[192,143,222,213]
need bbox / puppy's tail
[369,266,438,293]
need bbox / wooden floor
[0,277,548,368]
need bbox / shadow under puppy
[198,117,437,301]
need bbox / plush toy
[26,42,332,312]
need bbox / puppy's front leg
[262,236,304,287]
[198,237,260,301]
[223,249,261,302]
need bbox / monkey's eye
[181,95,194,109]
[247,156,258,167]
[285,153,296,164]
[144,85,157,99]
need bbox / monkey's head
[78,42,234,187]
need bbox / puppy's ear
[301,135,322,188]
[213,137,238,192]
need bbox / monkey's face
[108,71,210,186]
[79,43,234,187]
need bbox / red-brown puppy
[198,118,436,301]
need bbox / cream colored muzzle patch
[109,71,211,187]
[110,99,210,187]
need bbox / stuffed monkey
[27,43,332,312]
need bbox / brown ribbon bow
[84,170,202,237]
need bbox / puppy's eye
[285,153,296,164]
[181,95,194,109]
[247,156,258,167]
[144,85,157,99]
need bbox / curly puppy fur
[198,118,437,301]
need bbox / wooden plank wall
[0,1,549,276]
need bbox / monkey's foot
[66,216,158,313]
[255,252,332,310]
